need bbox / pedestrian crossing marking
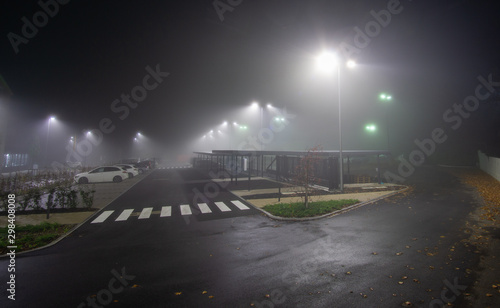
[197,203,212,214]
[159,165,192,170]
[231,200,250,210]
[215,202,231,212]
[89,201,253,224]
[116,209,134,221]
[91,210,114,224]
[139,207,153,219]
[180,204,192,215]
[160,206,172,217]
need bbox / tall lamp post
[44,116,55,167]
[251,102,273,150]
[379,93,392,151]
[316,52,356,192]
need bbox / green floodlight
[365,124,376,132]
[380,93,392,101]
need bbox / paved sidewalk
[236,190,399,208]
[231,181,405,208]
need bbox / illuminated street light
[365,124,377,132]
[315,52,338,74]
[379,93,393,150]
[44,116,56,167]
[380,93,392,101]
[249,101,272,150]
[316,51,356,192]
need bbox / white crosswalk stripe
[197,203,212,214]
[91,210,114,224]
[214,202,231,212]
[160,206,172,217]
[115,209,134,221]
[180,204,192,215]
[139,207,153,219]
[89,200,252,223]
[231,200,250,210]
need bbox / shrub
[79,184,96,209]
[67,186,79,209]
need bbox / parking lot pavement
[0,172,404,227]
[0,173,148,227]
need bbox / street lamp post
[316,52,356,192]
[44,116,55,168]
[379,93,392,150]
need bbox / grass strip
[263,199,360,218]
[0,222,74,254]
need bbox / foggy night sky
[1,0,499,164]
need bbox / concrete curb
[0,172,153,258]
[248,185,410,222]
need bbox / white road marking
[197,203,212,214]
[160,206,172,217]
[138,207,153,219]
[231,200,250,210]
[91,210,114,224]
[215,202,231,212]
[115,209,134,221]
[180,204,192,215]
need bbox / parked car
[131,163,148,174]
[74,166,129,184]
[114,164,139,178]
[136,160,156,170]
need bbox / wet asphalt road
[0,166,481,307]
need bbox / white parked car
[74,166,129,184]
[114,164,140,178]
